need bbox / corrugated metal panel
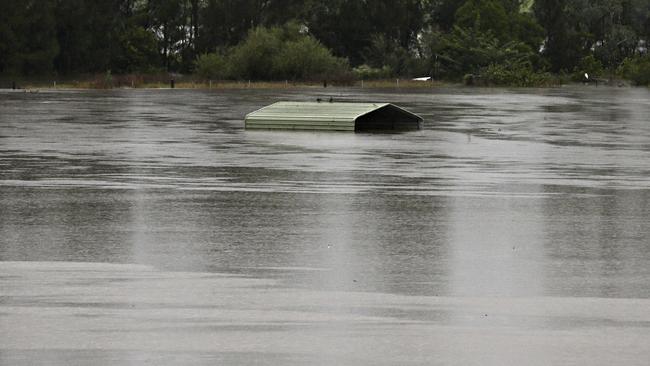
[245,101,398,131]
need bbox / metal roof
[245,101,422,131]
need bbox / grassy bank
[2,74,638,90]
[2,74,452,90]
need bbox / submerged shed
[245,101,422,131]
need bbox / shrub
[195,23,351,81]
[571,54,604,81]
[115,25,161,73]
[420,26,539,79]
[194,53,229,80]
[617,56,650,86]
[361,35,420,77]
[272,37,349,80]
[228,26,284,80]
[479,62,556,87]
[352,64,393,80]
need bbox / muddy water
[1,87,650,365]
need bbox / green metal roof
[245,101,422,131]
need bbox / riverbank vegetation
[1,1,649,87]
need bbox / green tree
[305,0,371,65]
[455,0,543,50]
[0,1,59,75]
[52,0,148,74]
[258,0,311,26]
[272,36,348,80]
[147,0,188,71]
[204,22,348,80]
[618,55,650,85]
[534,0,649,72]
[114,25,162,73]
[361,35,416,76]
[2,0,648,83]
[194,52,229,79]
[366,0,425,51]
[52,0,91,74]
[0,2,22,74]
[228,25,285,79]
[585,0,649,68]
[198,0,265,52]
[421,25,536,77]
[455,0,510,41]
[534,0,586,72]
[424,0,466,32]
[306,0,424,66]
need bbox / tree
[0,2,22,74]
[199,0,264,52]
[204,22,348,80]
[194,52,229,79]
[534,0,586,72]
[52,0,91,74]
[114,24,162,73]
[1,0,648,81]
[147,0,187,71]
[0,1,59,75]
[304,0,371,65]
[305,0,424,66]
[421,25,536,77]
[455,0,543,50]
[455,0,510,41]
[361,35,415,76]
[424,0,466,32]
[272,35,348,80]
[618,55,650,85]
[228,25,286,79]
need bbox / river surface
[1,86,649,365]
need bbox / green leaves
[194,53,229,79]
[272,37,347,80]
[617,56,650,85]
[2,0,649,84]
[194,23,349,81]
[0,1,58,75]
[420,25,535,78]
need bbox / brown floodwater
[1,86,649,365]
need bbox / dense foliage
[1,0,649,84]
[618,55,650,85]
[195,23,348,80]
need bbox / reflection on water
[2,261,650,366]
[1,87,650,364]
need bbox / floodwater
[1,86,649,365]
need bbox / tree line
[1,0,649,85]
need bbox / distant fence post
[248,80,251,88]
[170,79,175,88]
[361,80,364,88]
[396,78,399,88]
[209,80,212,89]
[53,81,57,89]
[12,81,16,90]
